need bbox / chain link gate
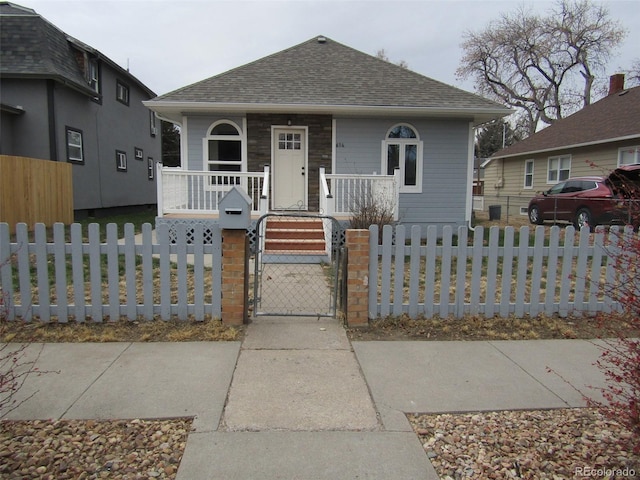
[251,214,345,318]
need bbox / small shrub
[349,189,396,242]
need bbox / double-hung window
[203,121,243,189]
[382,124,422,193]
[116,80,130,105]
[66,127,84,163]
[547,155,571,183]
[619,146,640,166]
[524,159,534,188]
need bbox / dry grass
[0,318,243,343]
[346,311,639,341]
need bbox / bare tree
[457,0,626,136]
[376,48,409,69]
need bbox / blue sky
[20,0,640,97]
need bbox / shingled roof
[148,35,511,123]
[0,2,154,97]
[492,84,640,160]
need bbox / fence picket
[559,227,575,317]
[368,223,629,320]
[514,226,529,317]
[499,226,515,317]
[53,223,68,322]
[439,227,452,318]
[380,225,393,317]
[123,223,137,320]
[484,226,499,317]
[35,224,50,322]
[0,222,223,323]
[408,226,421,318]
[470,226,483,316]
[107,224,120,321]
[70,223,85,321]
[142,223,154,319]
[393,225,405,316]
[423,225,437,318]
[545,226,560,314]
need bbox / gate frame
[252,213,344,318]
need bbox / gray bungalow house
[0,2,161,218]
[145,35,511,233]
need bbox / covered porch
[155,164,400,221]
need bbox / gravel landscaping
[409,408,639,479]
[0,418,191,479]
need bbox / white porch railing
[319,167,400,220]
[157,165,270,217]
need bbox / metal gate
[251,213,345,317]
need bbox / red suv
[528,164,640,229]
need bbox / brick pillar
[345,229,370,327]
[221,229,249,325]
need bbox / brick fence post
[345,229,370,327]
[221,229,249,325]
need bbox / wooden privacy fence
[0,156,73,233]
[0,222,222,322]
[369,224,635,319]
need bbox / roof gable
[152,36,508,117]
[0,1,155,97]
[492,85,640,159]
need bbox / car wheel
[529,205,543,225]
[574,208,592,230]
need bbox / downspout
[47,80,58,161]
[467,122,476,232]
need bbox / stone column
[221,229,249,325]
[345,229,370,327]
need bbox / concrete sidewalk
[4,317,607,479]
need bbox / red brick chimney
[608,73,625,95]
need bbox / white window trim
[618,145,640,166]
[547,155,571,184]
[524,159,534,189]
[66,127,83,163]
[202,119,246,191]
[116,150,127,171]
[381,123,423,194]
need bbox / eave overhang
[491,133,640,161]
[143,100,513,126]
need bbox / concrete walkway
[4,317,607,479]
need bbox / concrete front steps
[263,217,328,263]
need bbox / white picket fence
[0,222,222,322]
[369,224,635,319]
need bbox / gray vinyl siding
[335,117,472,229]
[185,115,244,171]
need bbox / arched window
[382,124,422,193]
[204,120,244,187]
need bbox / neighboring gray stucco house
[0,2,161,218]
[145,35,511,231]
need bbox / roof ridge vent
[317,36,327,44]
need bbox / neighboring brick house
[485,74,640,217]
[0,2,161,218]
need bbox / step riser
[263,218,326,255]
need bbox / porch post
[156,163,164,218]
[345,229,370,327]
[221,228,249,325]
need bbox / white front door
[273,128,307,209]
